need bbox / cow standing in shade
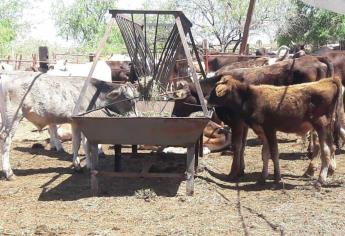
[208,77,343,185]
[0,72,137,180]
[173,55,334,179]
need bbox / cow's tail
[318,56,334,78]
[332,76,344,148]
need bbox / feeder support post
[175,16,208,116]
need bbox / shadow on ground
[31,153,186,201]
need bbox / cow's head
[105,82,139,115]
[215,75,239,97]
[207,75,245,108]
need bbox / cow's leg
[1,118,20,180]
[48,124,63,152]
[315,127,331,185]
[228,122,244,179]
[258,134,270,184]
[304,131,320,177]
[266,129,281,183]
[71,124,82,172]
[327,130,336,176]
[239,125,248,176]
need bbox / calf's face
[207,76,245,109]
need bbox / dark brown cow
[219,56,333,85]
[173,55,334,179]
[105,61,138,82]
[208,77,343,185]
[215,57,269,76]
[206,54,258,72]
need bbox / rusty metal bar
[73,18,114,116]
[175,16,208,115]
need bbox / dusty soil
[0,120,345,235]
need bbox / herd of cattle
[0,46,345,188]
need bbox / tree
[277,1,345,48]
[0,0,27,54]
[51,0,125,54]
[175,0,292,52]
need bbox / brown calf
[208,77,342,185]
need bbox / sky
[22,0,145,46]
[22,0,270,48]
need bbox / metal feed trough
[72,10,211,196]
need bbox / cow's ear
[215,84,228,97]
[216,75,231,85]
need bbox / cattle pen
[72,10,212,196]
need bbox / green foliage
[51,0,125,54]
[0,0,26,54]
[0,19,16,45]
[277,1,345,47]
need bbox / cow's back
[1,73,94,128]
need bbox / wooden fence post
[39,46,49,72]
[17,54,22,70]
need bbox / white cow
[0,72,137,180]
[47,59,113,155]
[48,60,112,82]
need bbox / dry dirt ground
[1,119,345,236]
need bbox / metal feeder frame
[72,10,212,196]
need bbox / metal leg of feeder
[186,145,195,196]
[132,145,138,154]
[90,143,99,196]
[114,144,122,172]
[199,135,204,157]
[194,140,199,170]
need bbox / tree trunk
[239,0,256,55]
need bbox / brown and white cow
[208,77,343,185]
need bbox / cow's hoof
[274,173,281,184]
[327,167,335,177]
[57,148,65,153]
[73,165,83,173]
[98,152,106,159]
[6,171,16,181]
[303,165,317,178]
[314,181,322,189]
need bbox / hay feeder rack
[72,10,211,196]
